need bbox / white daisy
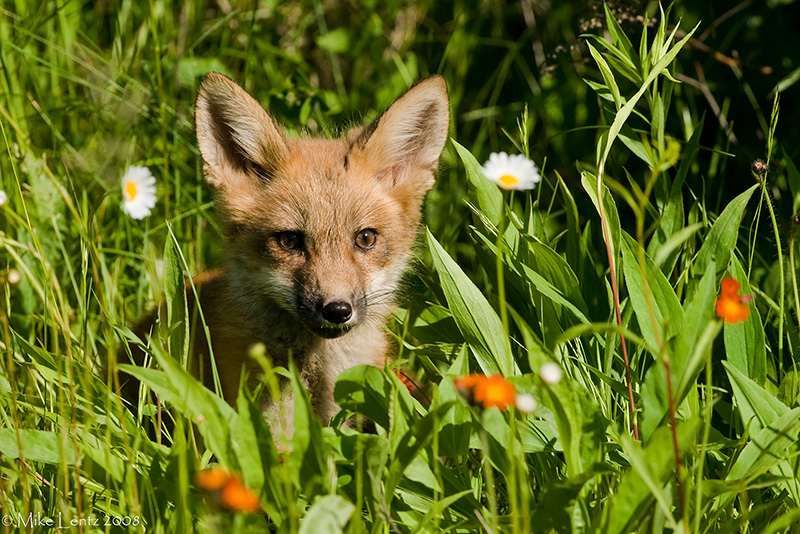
[0,190,7,207]
[121,165,157,220]
[539,362,563,385]
[481,152,540,191]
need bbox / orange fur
[127,73,449,438]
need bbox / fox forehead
[239,137,403,235]
[197,73,449,243]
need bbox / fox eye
[276,231,304,251]
[355,229,377,250]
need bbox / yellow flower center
[124,180,138,201]
[498,174,519,188]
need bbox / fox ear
[351,76,449,191]
[195,72,287,188]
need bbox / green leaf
[436,348,472,457]
[778,370,800,407]
[653,223,702,269]
[621,232,684,352]
[783,149,800,213]
[672,262,717,362]
[619,129,655,168]
[176,57,230,88]
[723,257,767,385]
[469,418,560,454]
[80,434,126,484]
[648,116,705,272]
[385,402,453,499]
[316,28,351,54]
[453,138,502,226]
[599,21,699,167]
[232,381,285,521]
[411,490,473,534]
[523,240,591,321]
[471,231,590,346]
[694,185,758,276]
[603,2,637,69]
[0,429,75,465]
[726,407,800,482]
[582,35,640,85]
[334,365,393,430]
[427,229,515,376]
[532,468,610,534]
[540,379,608,477]
[723,361,788,437]
[587,42,622,110]
[118,358,239,468]
[602,420,699,534]
[639,262,718,440]
[582,171,621,267]
[558,171,582,271]
[164,228,188,366]
[288,359,329,493]
[298,495,354,534]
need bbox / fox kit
[130,73,449,437]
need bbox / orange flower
[719,277,740,299]
[195,467,230,491]
[473,375,516,409]
[220,477,261,513]
[454,374,481,391]
[196,468,261,514]
[393,368,415,392]
[715,277,750,324]
[454,374,516,410]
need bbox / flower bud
[515,393,538,413]
[6,269,20,285]
[539,362,563,385]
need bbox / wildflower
[0,190,6,207]
[454,374,481,391]
[515,393,537,414]
[121,165,157,219]
[539,362,563,385]
[751,159,768,179]
[455,374,516,410]
[196,467,260,514]
[715,277,750,324]
[220,477,261,513]
[481,152,541,191]
[393,368,415,392]
[454,374,481,405]
[195,467,230,492]
[473,375,516,409]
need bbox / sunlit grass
[1,1,799,533]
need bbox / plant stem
[596,173,639,440]
[790,233,800,334]
[694,335,715,534]
[497,191,514,339]
[760,177,784,365]
[663,357,685,525]
[480,423,500,533]
[764,93,784,365]
[508,410,521,534]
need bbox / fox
[124,72,449,438]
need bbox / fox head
[195,73,449,339]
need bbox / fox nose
[322,301,352,324]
